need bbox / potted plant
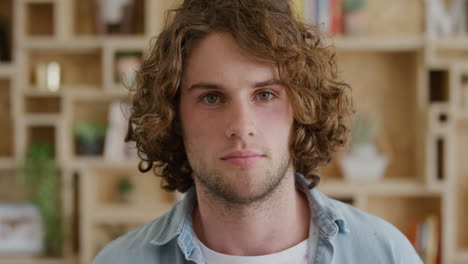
[116,177,134,203]
[339,113,388,181]
[74,121,106,156]
[18,142,64,257]
[342,0,367,36]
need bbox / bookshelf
[0,0,467,263]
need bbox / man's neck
[192,172,311,256]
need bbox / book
[407,215,440,264]
[304,0,316,26]
[316,0,331,34]
[330,0,343,36]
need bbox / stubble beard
[191,150,292,210]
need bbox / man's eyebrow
[187,79,283,92]
[254,79,283,87]
[187,83,224,92]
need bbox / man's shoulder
[91,202,183,264]
[91,217,164,264]
[318,192,422,263]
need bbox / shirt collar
[150,172,349,246]
[295,172,350,238]
[149,187,196,246]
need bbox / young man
[93,0,423,263]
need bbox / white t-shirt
[195,237,309,264]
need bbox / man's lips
[221,151,265,166]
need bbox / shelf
[455,251,468,263]
[432,37,468,51]
[25,1,55,37]
[69,157,140,170]
[0,256,77,264]
[22,37,149,50]
[318,179,439,196]
[23,86,132,100]
[92,204,173,224]
[456,110,468,121]
[0,64,14,77]
[0,158,15,169]
[23,0,56,3]
[74,0,146,36]
[22,113,60,126]
[331,36,424,52]
[25,96,61,114]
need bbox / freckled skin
[179,32,295,205]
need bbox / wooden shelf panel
[82,166,170,206]
[319,179,440,196]
[0,158,15,169]
[454,251,468,263]
[456,111,468,121]
[22,88,132,105]
[27,50,102,88]
[455,122,468,250]
[22,37,149,50]
[24,96,61,114]
[22,114,60,126]
[0,64,14,77]
[332,36,424,52]
[0,79,14,158]
[69,157,140,170]
[433,38,468,51]
[0,169,32,202]
[26,1,55,37]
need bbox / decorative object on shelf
[104,102,138,161]
[18,142,64,257]
[95,0,136,34]
[462,74,468,112]
[115,51,141,88]
[0,19,10,62]
[424,0,467,39]
[339,113,389,181]
[0,203,43,255]
[35,61,61,92]
[116,177,134,203]
[342,0,367,36]
[74,121,106,156]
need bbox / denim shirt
[92,173,423,264]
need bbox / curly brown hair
[125,0,354,192]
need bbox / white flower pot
[339,144,388,182]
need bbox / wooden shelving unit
[0,0,467,263]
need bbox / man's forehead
[181,32,282,92]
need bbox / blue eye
[256,91,274,101]
[202,94,220,104]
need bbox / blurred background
[0,0,467,263]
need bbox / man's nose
[224,101,256,139]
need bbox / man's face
[179,32,295,205]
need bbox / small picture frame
[0,203,43,255]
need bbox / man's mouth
[221,150,265,166]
